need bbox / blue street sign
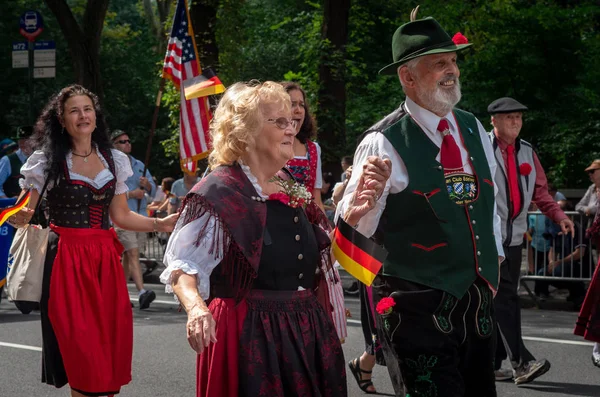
[12,40,54,51]
[19,10,44,41]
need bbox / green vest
[379,108,498,298]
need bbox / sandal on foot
[348,357,377,394]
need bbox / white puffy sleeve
[111,149,133,195]
[19,150,48,193]
[159,205,224,300]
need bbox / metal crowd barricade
[520,210,598,306]
[139,231,169,275]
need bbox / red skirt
[42,225,133,395]
[196,289,346,397]
[574,253,600,343]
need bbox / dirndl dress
[196,200,347,397]
[39,150,133,395]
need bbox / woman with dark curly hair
[281,82,325,209]
[8,84,177,397]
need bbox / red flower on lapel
[519,163,533,176]
[452,32,469,45]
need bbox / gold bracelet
[153,217,158,232]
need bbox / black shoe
[593,355,600,368]
[514,359,551,385]
[138,290,156,310]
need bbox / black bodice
[47,149,116,229]
[253,200,320,290]
[210,200,321,297]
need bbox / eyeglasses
[115,139,131,144]
[589,169,597,176]
[265,117,298,130]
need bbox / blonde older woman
[160,81,390,397]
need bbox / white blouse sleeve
[159,206,224,300]
[314,142,323,189]
[19,150,48,193]
[111,149,133,195]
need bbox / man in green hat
[337,15,505,396]
[0,126,34,198]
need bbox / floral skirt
[197,289,347,397]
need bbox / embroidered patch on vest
[445,173,477,205]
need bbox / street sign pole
[27,41,34,124]
[19,10,44,125]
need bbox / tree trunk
[142,0,172,55]
[44,0,109,100]
[189,0,220,72]
[317,0,351,163]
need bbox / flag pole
[137,78,166,213]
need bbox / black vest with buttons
[47,149,116,230]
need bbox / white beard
[416,77,462,116]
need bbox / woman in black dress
[10,84,177,397]
[160,81,391,396]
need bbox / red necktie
[438,119,463,175]
[506,144,521,218]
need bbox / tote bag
[6,179,50,305]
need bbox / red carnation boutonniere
[519,163,533,176]
[267,176,312,208]
[452,32,469,45]
[376,297,396,315]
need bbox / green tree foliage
[3,0,599,186]
[0,0,180,180]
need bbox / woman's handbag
[6,179,50,312]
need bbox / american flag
[163,0,211,173]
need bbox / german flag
[0,190,31,227]
[183,68,225,100]
[332,218,387,286]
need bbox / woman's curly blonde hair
[209,80,291,168]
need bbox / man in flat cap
[0,126,33,198]
[337,13,505,396]
[488,97,574,385]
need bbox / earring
[61,127,65,134]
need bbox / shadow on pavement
[0,310,41,324]
[519,380,600,396]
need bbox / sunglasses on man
[588,169,597,176]
[115,139,131,144]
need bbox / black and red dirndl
[40,150,133,396]
[177,164,346,397]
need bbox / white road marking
[0,342,42,351]
[523,336,594,346]
[347,319,595,346]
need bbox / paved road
[1,283,599,397]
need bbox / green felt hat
[379,17,472,75]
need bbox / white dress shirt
[336,97,505,259]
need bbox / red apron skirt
[41,225,133,396]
